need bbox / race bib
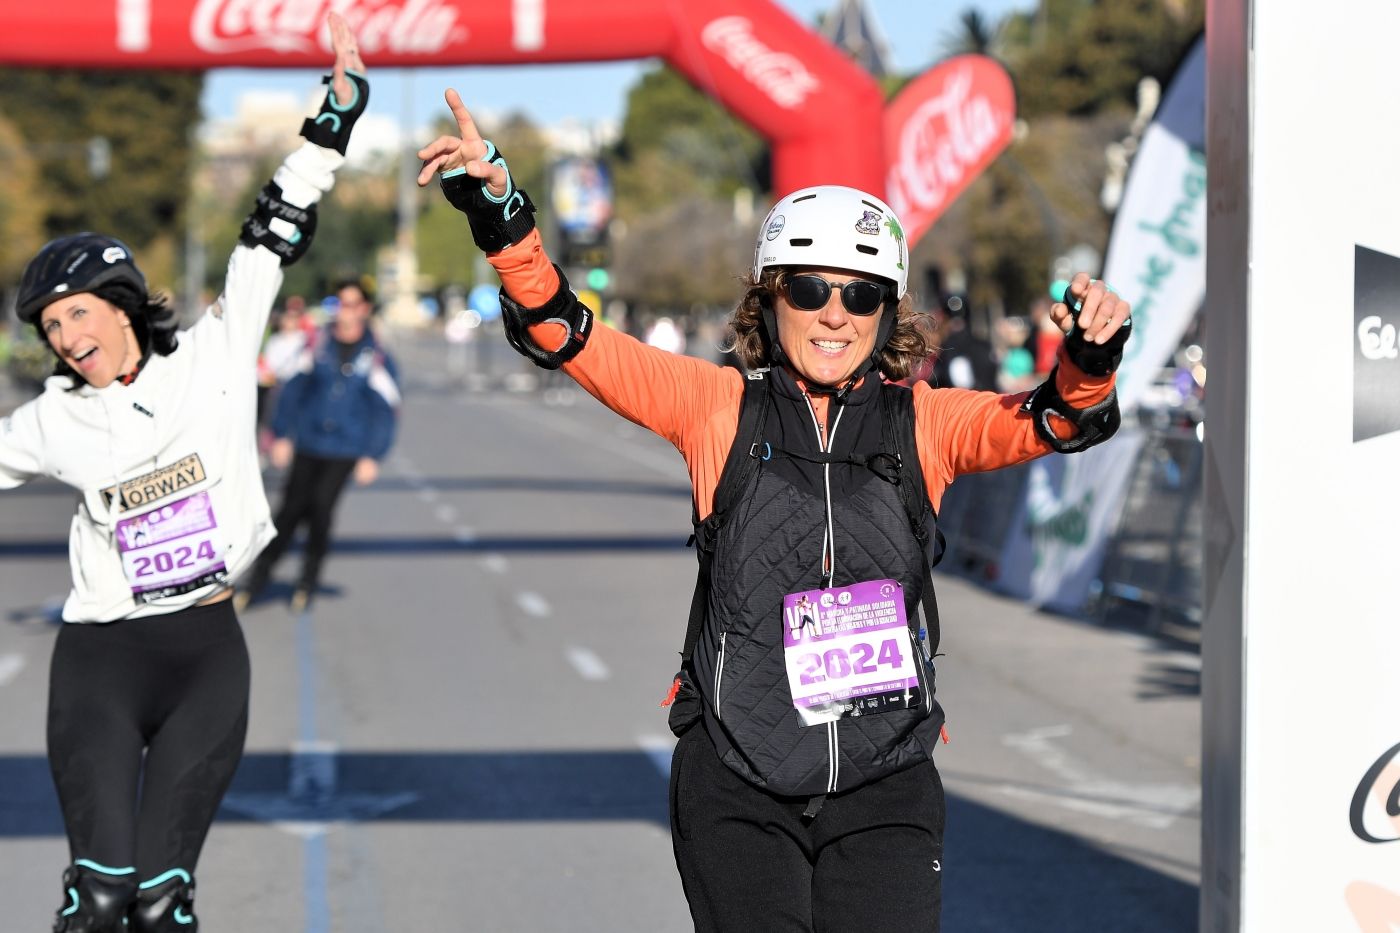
[115,491,228,602]
[782,579,923,727]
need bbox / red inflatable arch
[3,0,887,197]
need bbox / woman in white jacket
[0,16,368,932]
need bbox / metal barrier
[935,411,1203,635]
[1089,416,1202,634]
[935,461,1032,583]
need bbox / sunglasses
[783,274,891,316]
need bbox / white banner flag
[995,427,1145,611]
[995,36,1204,611]
[1104,35,1206,412]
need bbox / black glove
[1064,316,1132,376]
[299,70,370,155]
[440,140,538,253]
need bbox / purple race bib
[115,491,228,602]
[782,579,923,726]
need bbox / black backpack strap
[880,384,944,660]
[679,370,772,661]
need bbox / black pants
[47,601,250,880]
[258,450,357,590]
[670,725,945,933]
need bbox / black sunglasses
[783,273,891,316]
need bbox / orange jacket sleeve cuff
[1052,343,1117,407]
[486,229,568,350]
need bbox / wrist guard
[500,265,593,370]
[299,70,370,155]
[1021,367,1121,454]
[1063,316,1132,376]
[240,180,317,266]
[440,140,537,253]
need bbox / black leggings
[670,725,945,933]
[46,600,249,881]
[259,450,357,589]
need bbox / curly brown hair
[723,268,936,381]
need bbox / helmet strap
[760,298,787,367]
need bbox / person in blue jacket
[236,278,400,611]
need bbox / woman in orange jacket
[418,89,1132,933]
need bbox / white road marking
[435,504,458,524]
[516,591,551,618]
[565,646,611,681]
[1000,725,1199,829]
[0,653,25,686]
[482,554,509,574]
[637,734,677,780]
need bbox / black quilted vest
[687,367,945,797]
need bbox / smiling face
[774,267,885,387]
[38,293,142,388]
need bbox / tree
[611,65,766,221]
[0,69,203,287]
[199,163,395,305]
[605,66,767,317]
[939,8,1001,58]
[1002,0,1203,118]
[611,196,749,313]
[0,114,46,286]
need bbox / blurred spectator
[239,279,400,612]
[930,293,998,391]
[995,315,1037,392]
[256,296,313,457]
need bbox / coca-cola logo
[881,55,1015,248]
[1350,740,1400,843]
[192,0,466,55]
[887,66,1010,217]
[701,16,819,110]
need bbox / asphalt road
[0,332,1202,932]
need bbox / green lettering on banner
[1120,149,1205,367]
[1027,489,1095,568]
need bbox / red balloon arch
[2,0,1016,246]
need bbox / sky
[201,0,1036,132]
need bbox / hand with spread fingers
[418,88,537,255]
[416,89,508,196]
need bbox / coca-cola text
[191,0,465,56]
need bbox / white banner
[1202,3,1400,929]
[995,37,1204,612]
[1105,35,1206,412]
[995,427,1144,611]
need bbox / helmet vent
[788,238,813,247]
[793,194,818,203]
[855,244,879,256]
[860,200,885,214]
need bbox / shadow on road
[0,750,1197,930]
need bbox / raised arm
[214,12,370,359]
[416,90,739,448]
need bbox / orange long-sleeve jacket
[489,230,1115,518]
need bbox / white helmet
[753,185,909,298]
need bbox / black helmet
[16,233,147,325]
